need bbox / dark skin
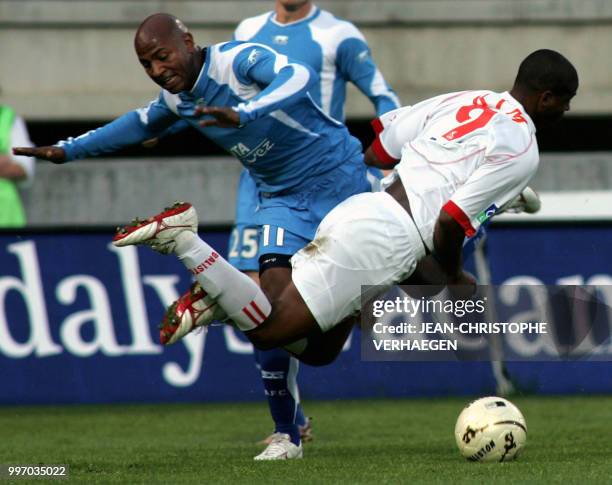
[12,13,240,161]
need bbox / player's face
[277,0,311,12]
[534,91,575,127]
[135,32,199,93]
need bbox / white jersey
[372,90,539,249]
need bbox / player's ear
[537,90,556,112]
[183,32,195,52]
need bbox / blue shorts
[227,157,375,271]
[228,170,260,272]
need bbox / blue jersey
[234,5,400,121]
[228,7,400,270]
[58,41,362,196]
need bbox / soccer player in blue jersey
[15,12,382,460]
[226,0,400,458]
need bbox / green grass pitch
[1,396,610,484]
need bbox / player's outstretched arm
[13,146,66,164]
[336,30,400,116]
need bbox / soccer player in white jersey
[109,49,577,369]
[227,0,400,458]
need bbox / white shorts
[291,191,427,332]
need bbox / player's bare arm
[432,210,477,289]
[12,146,66,163]
[363,145,394,169]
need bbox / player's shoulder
[488,91,535,133]
[487,93,538,163]
[215,40,273,56]
[310,8,366,42]
[234,11,273,41]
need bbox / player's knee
[246,327,279,351]
[297,351,337,367]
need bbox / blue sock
[295,402,307,428]
[255,347,302,445]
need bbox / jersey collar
[189,48,210,95]
[270,5,319,27]
[503,91,537,133]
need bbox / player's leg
[230,171,309,455]
[249,225,320,459]
[257,190,427,363]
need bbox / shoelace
[261,434,292,457]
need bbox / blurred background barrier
[19,153,612,226]
[2,0,612,118]
[0,225,610,404]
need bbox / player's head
[276,0,312,12]
[134,13,202,93]
[511,49,578,128]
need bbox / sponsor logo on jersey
[229,139,275,164]
[273,35,289,45]
[247,49,261,65]
[357,49,370,63]
[476,204,498,224]
[229,142,251,158]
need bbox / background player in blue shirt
[227,0,400,459]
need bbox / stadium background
[1,0,611,405]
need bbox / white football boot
[500,186,541,214]
[112,202,197,254]
[159,282,227,345]
[254,433,303,461]
[259,418,313,445]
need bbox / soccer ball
[454,396,527,463]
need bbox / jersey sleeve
[58,95,179,161]
[156,119,192,139]
[442,132,539,237]
[370,101,432,166]
[336,27,400,116]
[233,45,317,124]
[370,107,405,166]
[233,13,270,41]
[370,95,450,166]
[232,22,244,41]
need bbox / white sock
[174,232,271,331]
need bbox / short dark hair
[514,49,578,96]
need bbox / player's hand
[195,106,241,128]
[447,270,477,300]
[142,137,159,148]
[13,146,66,164]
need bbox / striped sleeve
[233,45,317,124]
[57,95,179,161]
[336,33,400,116]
